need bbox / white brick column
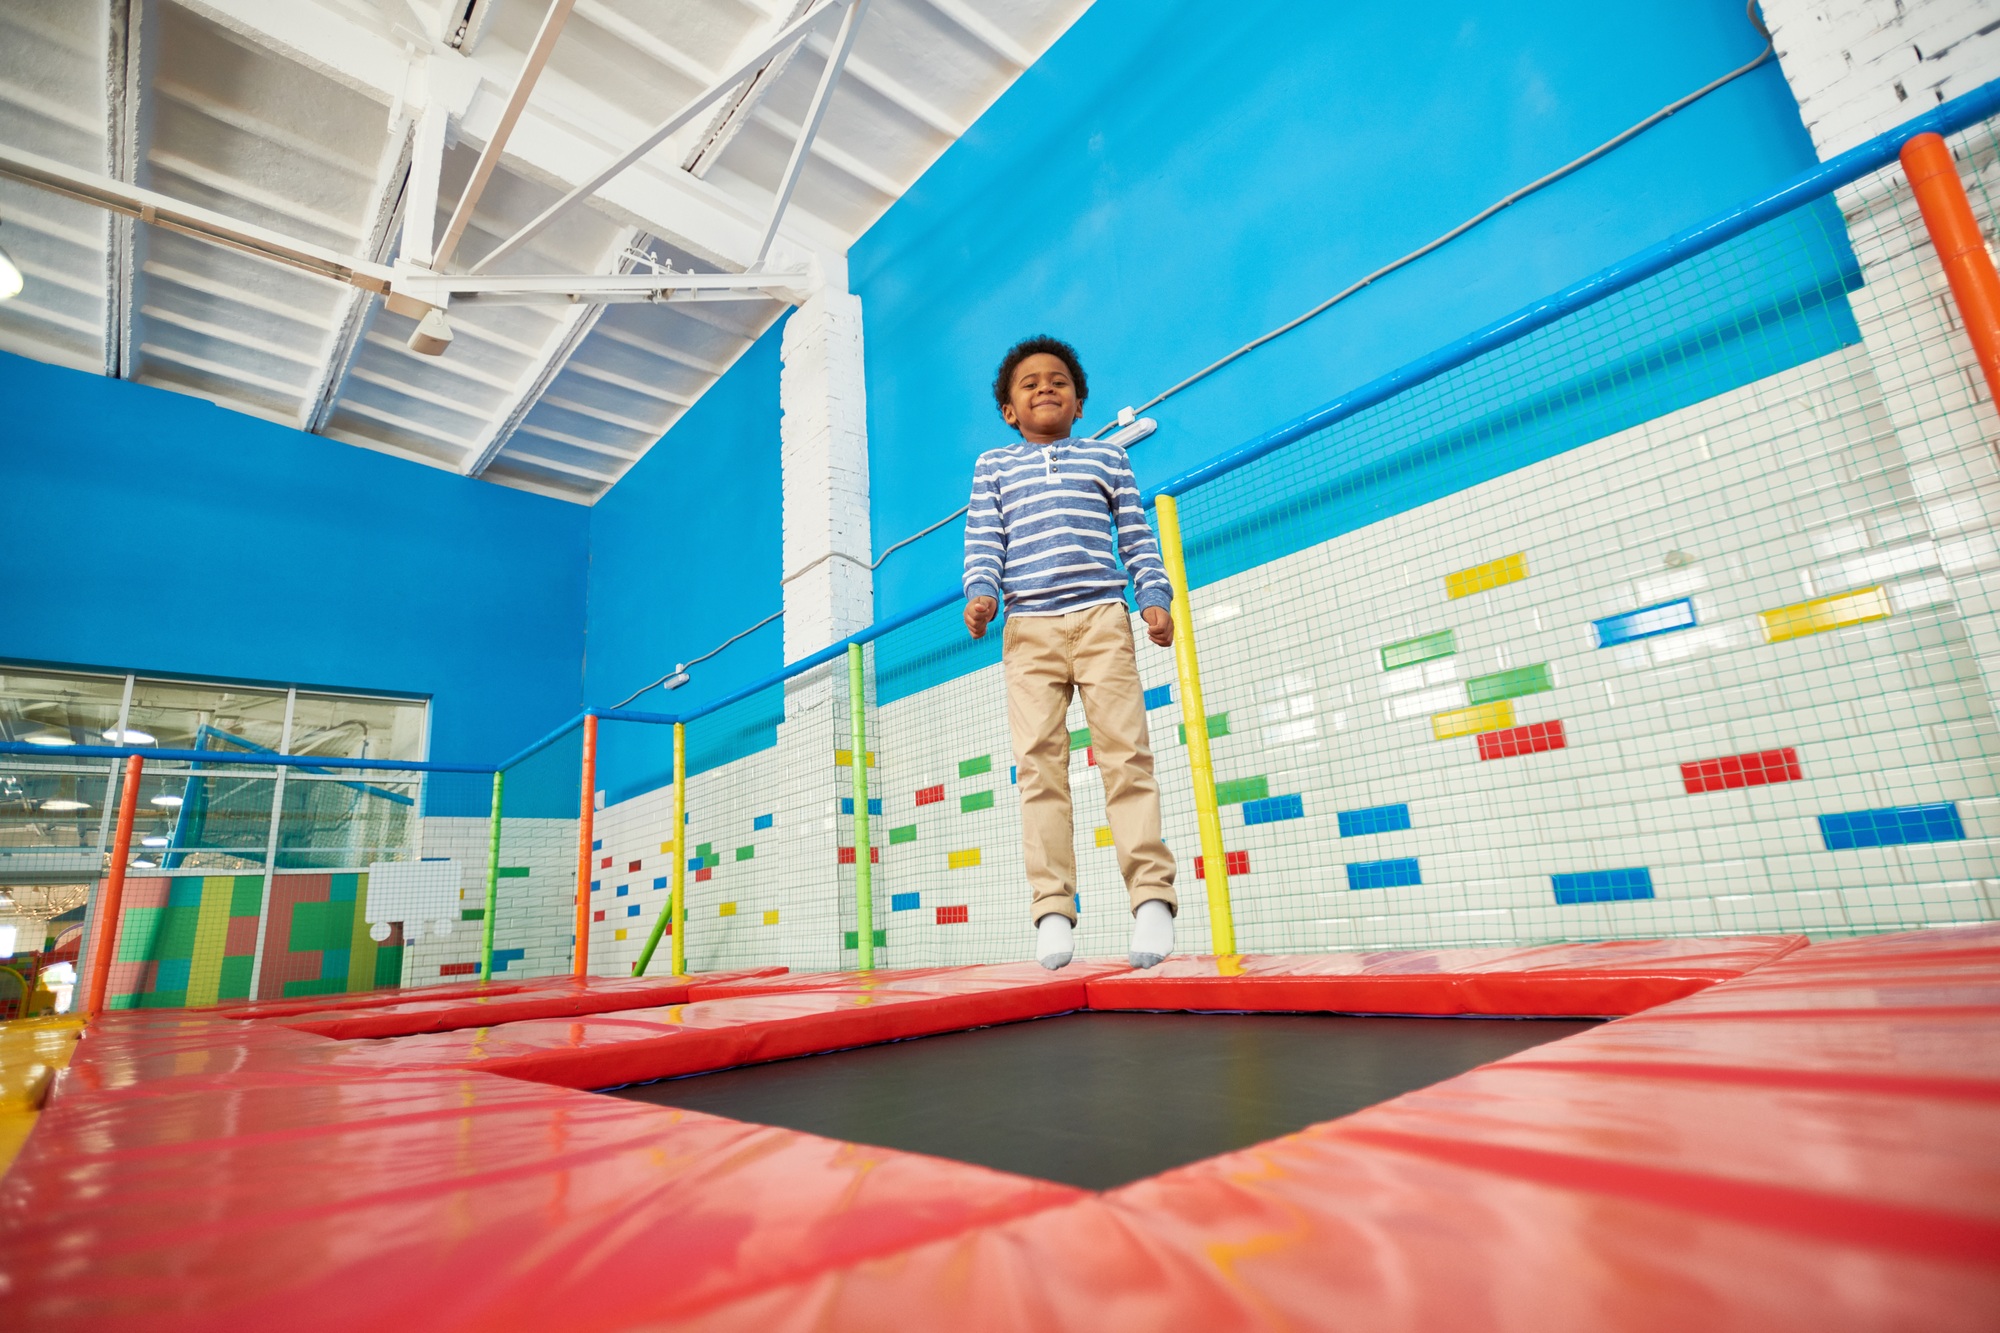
[772,287,875,970]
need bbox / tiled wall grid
[1764,0,2000,156]
[546,135,2000,975]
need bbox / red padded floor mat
[270,968,788,1039]
[3,930,1995,1330]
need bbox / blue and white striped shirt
[963,437,1174,617]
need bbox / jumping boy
[963,335,1178,971]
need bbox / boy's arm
[1110,453,1175,642]
[963,456,1004,637]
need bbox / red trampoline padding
[275,968,789,1040]
[1086,936,1805,1016]
[330,967,1110,1088]
[211,976,551,1020]
[1,1052,1080,1331]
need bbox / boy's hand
[965,596,998,638]
[1142,606,1174,647]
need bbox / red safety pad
[330,963,1122,1089]
[3,1023,1079,1330]
[680,928,2000,1330]
[211,975,560,1020]
[1086,935,1808,1016]
[271,968,790,1040]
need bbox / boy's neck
[1018,429,1072,446]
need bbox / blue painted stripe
[891,891,921,912]
[1819,802,1964,849]
[1551,868,1654,904]
[753,813,773,830]
[1348,857,1422,890]
[1338,803,1412,837]
[1144,683,1175,710]
[491,947,526,972]
[1593,598,1697,647]
[1242,793,1305,825]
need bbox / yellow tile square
[614,928,628,941]
[1445,551,1528,600]
[719,902,737,917]
[762,910,779,926]
[1759,586,1892,642]
[1432,700,1514,739]
[1095,826,1115,848]
[834,750,877,767]
[947,848,981,870]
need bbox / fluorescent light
[102,728,156,745]
[0,924,15,958]
[141,835,169,847]
[39,798,88,812]
[150,794,184,808]
[0,241,21,301]
[130,857,157,869]
[23,733,69,746]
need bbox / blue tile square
[1144,684,1175,710]
[1551,867,1655,904]
[154,956,192,991]
[626,904,641,917]
[1337,803,1412,838]
[591,839,602,851]
[492,947,525,973]
[1347,857,1422,890]
[616,885,628,897]
[687,857,703,871]
[653,876,667,889]
[891,891,921,912]
[753,813,774,831]
[1593,598,1698,648]
[1242,794,1305,825]
[840,797,884,816]
[1819,802,1964,849]
[590,880,600,892]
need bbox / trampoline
[610,1011,1597,1187]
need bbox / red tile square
[592,910,606,922]
[695,867,712,882]
[1194,850,1250,879]
[439,962,478,977]
[1477,720,1566,760]
[936,905,969,925]
[915,784,945,806]
[837,847,881,865]
[1682,745,1802,794]
[599,855,613,869]
[628,860,641,873]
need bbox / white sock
[1129,899,1174,969]
[1036,913,1074,970]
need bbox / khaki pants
[1003,601,1177,925]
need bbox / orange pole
[1901,132,2000,411]
[573,713,598,976]
[82,755,144,1019]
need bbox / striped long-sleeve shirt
[963,436,1174,617]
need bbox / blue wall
[585,323,787,803]
[0,352,588,803]
[852,0,1824,625]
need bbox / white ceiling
[0,0,1091,502]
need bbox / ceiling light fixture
[0,221,21,301]
[130,858,157,869]
[141,835,169,848]
[101,727,156,745]
[150,794,184,808]
[40,798,88,812]
[23,732,70,746]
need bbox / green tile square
[373,945,404,988]
[216,954,253,1001]
[1380,629,1457,672]
[460,908,485,920]
[228,875,265,917]
[1465,663,1554,704]
[842,929,888,950]
[889,825,917,845]
[281,977,347,999]
[115,906,163,962]
[960,790,994,813]
[288,900,353,953]
[497,866,531,878]
[702,852,720,869]
[1068,728,1091,751]
[958,754,991,778]
[1177,712,1231,745]
[735,846,755,862]
[1214,776,1270,805]
[152,904,202,960]
[696,842,713,858]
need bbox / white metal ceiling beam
[470,0,853,275]
[683,0,815,178]
[914,0,1032,68]
[398,99,448,265]
[810,35,963,137]
[171,0,828,277]
[756,0,867,265]
[103,0,146,379]
[461,227,644,477]
[306,121,414,433]
[431,0,576,270]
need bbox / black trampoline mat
[605,1011,1597,1189]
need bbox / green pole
[849,643,874,971]
[632,721,687,978]
[479,770,503,981]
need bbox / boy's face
[1001,352,1084,441]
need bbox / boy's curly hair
[992,335,1088,417]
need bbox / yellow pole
[1153,494,1236,955]
[671,721,687,976]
